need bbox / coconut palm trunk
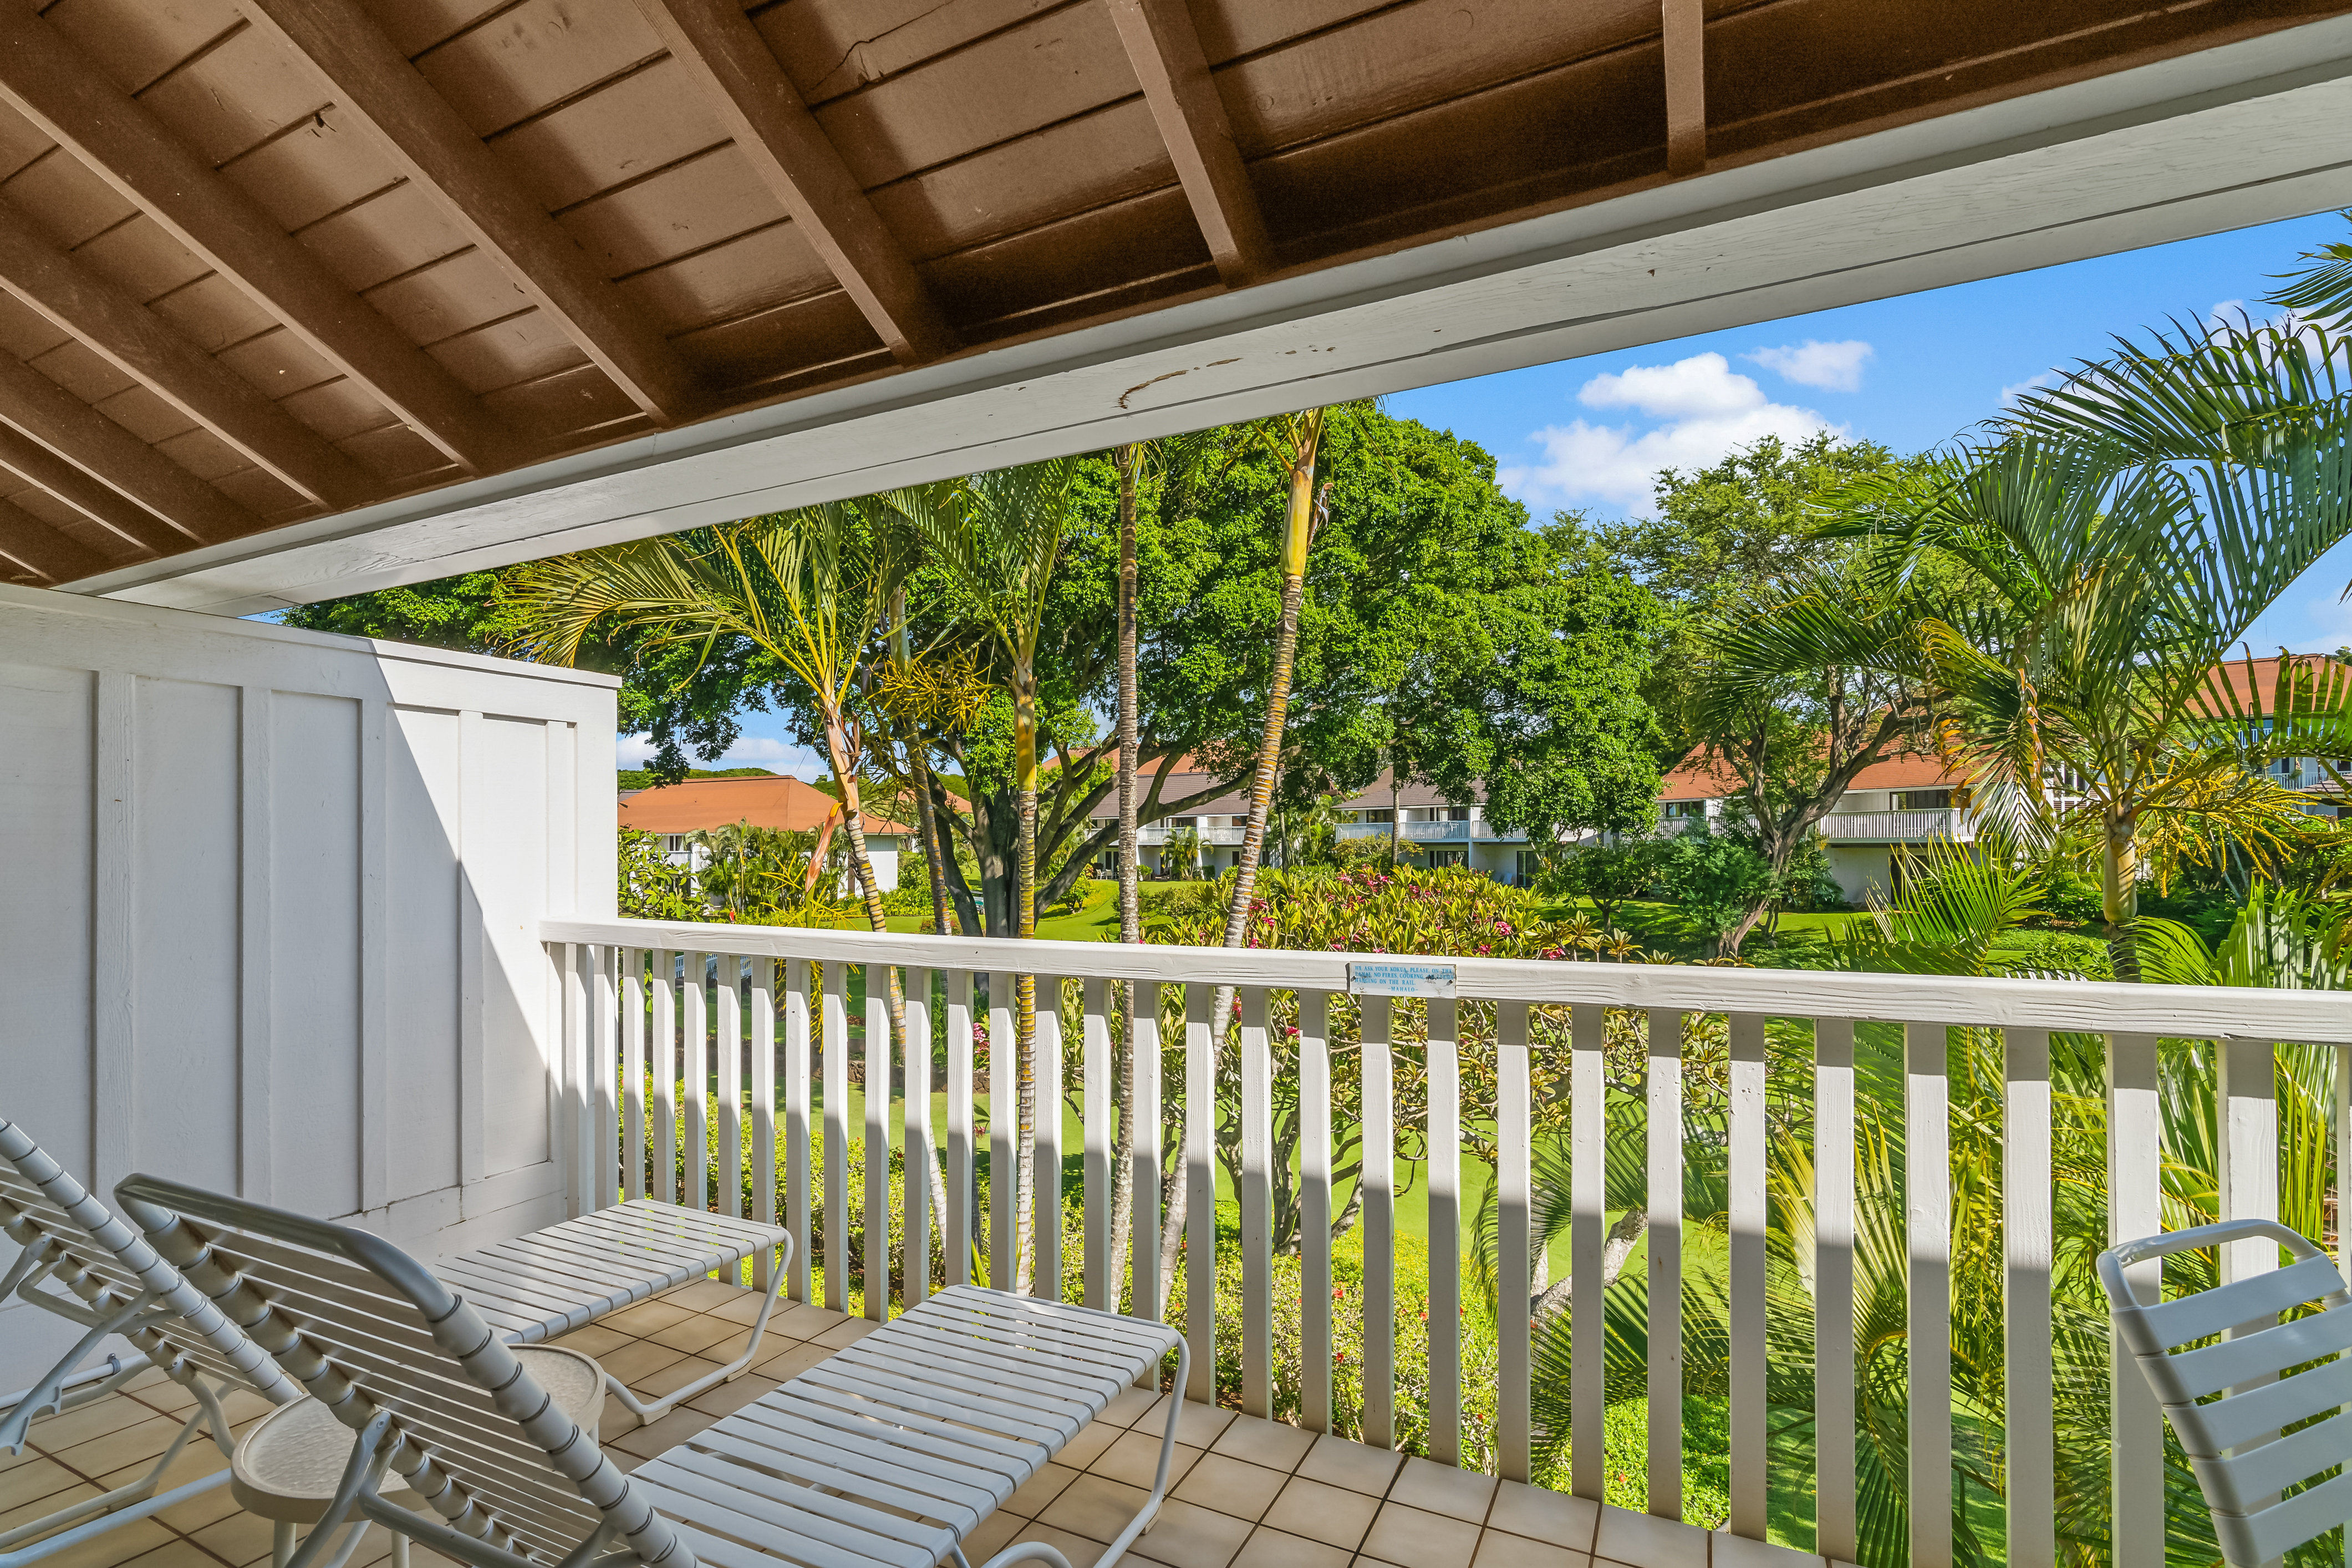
[1011,658,1042,1291]
[2102,801,2141,981]
[1110,443,1143,1299]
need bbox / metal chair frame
[2101,1216,2352,1568]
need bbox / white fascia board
[74,16,2352,617]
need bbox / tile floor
[2,1280,1832,1568]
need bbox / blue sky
[633,210,2352,775]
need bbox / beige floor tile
[1054,1420,1122,1473]
[629,1356,727,1402]
[706,1289,783,1327]
[1137,1396,1237,1450]
[1294,1433,1402,1496]
[1210,1415,1314,1473]
[600,1300,695,1337]
[1476,1533,1595,1568]
[215,1393,276,1429]
[645,1315,742,1356]
[684,1371,781,1419]
[595,1392,643,1439]
[1487,1484,1597,1552]
[749,1342,833,1383]
[1363,1503,1483,1568]
[21,1394,157,1452]
[812,1318,879,1350]
[117,1370,174,1398]
[49,1416,190,1482]
[959,1511,1030,1564]
[773,1304,849,1340]
[126,1379,200,1417]
[1391,1457,1499,1523]
[1260,1475,1380,1550]
[608,1408,716,1459]
[0,1456,84,1514]
[1591,1508,1709,1568]
[1231,1524,1352,1568]
[546,1324,633,1359]
[103,1445,235,1534]
[1097,1386,1161,1428]
[192,1508,283,1567]
[1356,1559,1412,1568]
[0,1482,100,1538]
[112,1539,228,1568]
[1041,1473,1152,1542]
[1121,1497,1252,1568]
[659,1280,751,1313]
[1087,1430,1202,1491]
[1170,1453,1290,1523]
[1709,1532,1820,1568]
[599,1341,689,1387]
[688,1327,757,1367]
[1005,1462,1082,1518]
[975,1516,1110,1568]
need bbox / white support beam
[72,16,2352,612]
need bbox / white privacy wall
[0,583,616,1388]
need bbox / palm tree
[1841,304,2352,973]
[898,459,1078,1289]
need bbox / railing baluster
[2338,1045,2351,1289]
[1361,993,1394,1449]
[716,953,741,1221]
[1239,986,1273,1419]
[865,966,890,1322]
[1083,976,1112,1311]
[2004,1026,2054,1568]
[785,958,812,1304]
[904,966,931,1311]
[751,956,776,1293]
[2108,1032,2162,1568]
[2219,1036,2282,1283]
[1906,1021,1953,1568]
[593,945,618,1212]
[1299,989,1332,1434]
[1727,1012,1766,1536]
[623,948,645,1203]
[823,960,849,1312]
[1427,994,1460,1467]
[1496,1000,1531,1484]
[684,951,708,1213]
[559,944,587,1216]
[1646,1006,1682,1516]
[1570,1002,1606,1502]
[651,949,676,1205]
[1184,981,1215,1403]
[1815,1018,1857,1561]
[1035,975,1065,1302]
[946,969,973,1290]
[1131,982,1161,1332]
[990,971,1014,1293]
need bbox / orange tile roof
[618,776,907,836]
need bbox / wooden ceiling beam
[0,8,526,481]
[1107,0,1271,288]
[241,0,706,426]
[633,0,956,367]
[0,350,263,548]
[1663,0,1708,178]
[0,200,379,510]
[0,421,174,558]
[0,493,110,583]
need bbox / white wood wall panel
[0,583,616,1389]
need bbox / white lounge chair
[117,1172,1189,1568]
[2,1110,785,1566]
[0,1117,307,1568]
[2101,1217,2352,1568]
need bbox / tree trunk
[1389,758,1402,866]
[1012,661,1040,1292]
[2103,801,2141,981]
[1110,444,1143,1301]
[1529,1209,1646,1322]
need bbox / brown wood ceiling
[0,0,2340,587]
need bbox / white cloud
[614,731,822,775]
[1999,370,2060,407]
[1744,339,1874,392]
[1500,352,1839,509]
[617,732,658,766]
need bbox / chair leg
[272,1523,296,1568]
[602,1244,792,1425]
[390,1534,408,1568]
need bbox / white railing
[541,917,2352,1564]
[1818,808,1975,843]
[1133,824,1245,846]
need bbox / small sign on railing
[1346,961,1457,998]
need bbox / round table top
[230,1345,605,1523]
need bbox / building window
[1361,809,1394,824]
[1661,800,1707,819]
[1427,848,1468,868]
[1893,790,1952,810]
[1514,851,1542,885]
[1445,805,1470,821]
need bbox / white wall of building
[0,584,617,1389]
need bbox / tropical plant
[1538,840,1662,927]
[617,827,702,920]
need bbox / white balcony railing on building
[539,918,2351,1566]
[1818,807,1976,843]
